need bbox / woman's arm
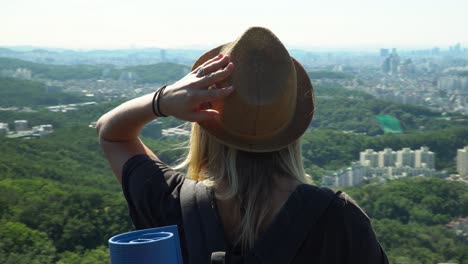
[96,54,234,183]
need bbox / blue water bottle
[108,225,183,264]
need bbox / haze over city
[1,0,467,50]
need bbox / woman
[97,27,389,263]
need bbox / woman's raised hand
[159,54,235,122]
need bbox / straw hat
[193,27,314,152]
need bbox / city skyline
[1,0,468,49]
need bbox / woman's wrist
[152,85,168,117]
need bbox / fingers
[196,86,234,102]
[198,62,234,87]
[177,54,235,123]
[189,109,220,122]
[194,54,230,77]
[200,54,223,68]
[201,55,230,75]
[194,54,223,75]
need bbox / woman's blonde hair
[176,123,311,252]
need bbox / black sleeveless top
[122,154,389,264]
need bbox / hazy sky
[1,0,467,49]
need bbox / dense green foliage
[344,178,468,263]
[0,126,184,188]
[0,220,56,264]
[0,177,131,263]
[374,219,467,264]
[0,77,85,107]
[2,133,467,264]
[0,124,185,262]
[0,127,115,189]
[312,85,459,135]
[1,118,466,263]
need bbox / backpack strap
[180,179,205,263]
[194,180,226,252]
[244,185,336,264]
[181,179,226,264]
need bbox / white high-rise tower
[457,146,468,176]
[415,147,435,169]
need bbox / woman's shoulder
[296,185,388,263]
[297,185,370,222]
[293,184,372,234]
[121,154,187,229]
[123,154,186,189]
[330,190,371,222]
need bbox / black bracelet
[157,85,168,117]
[152,85,168,117]
[151,88,160,117]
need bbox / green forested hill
[0,126,185,189]
[0,100,123,129]
[345,178,468,263]
[0,57,104,80]
[302,126,468,173]
[0,57,189,83]
[0,127,115,189]
[1,121,467,263]
[1,79,459,137]
[0,77,85,107]
[0,126,186,263]
[0,127,128,262]
[312,85,461,135]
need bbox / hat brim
[192,44,314,152]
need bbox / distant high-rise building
[381,57,391,74]
[41,124,53,132]
[0,123,9,135]
[323,146,441,187]
[14,120,28,132]
[32,124,54,136]
[415,146,435,169]
[378,148,396,167]
[400,58,415,74]
[350,161,367,185]
[160,49,167,61]
[321,173,339,187]
[337,169,354,187]
[390,53,400,75]
[360,149,378,167]
[457,146,468,176]
[397,148,415,167]
[380,48,389,57]
[437,76,468,91]
[13,68,32,79]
